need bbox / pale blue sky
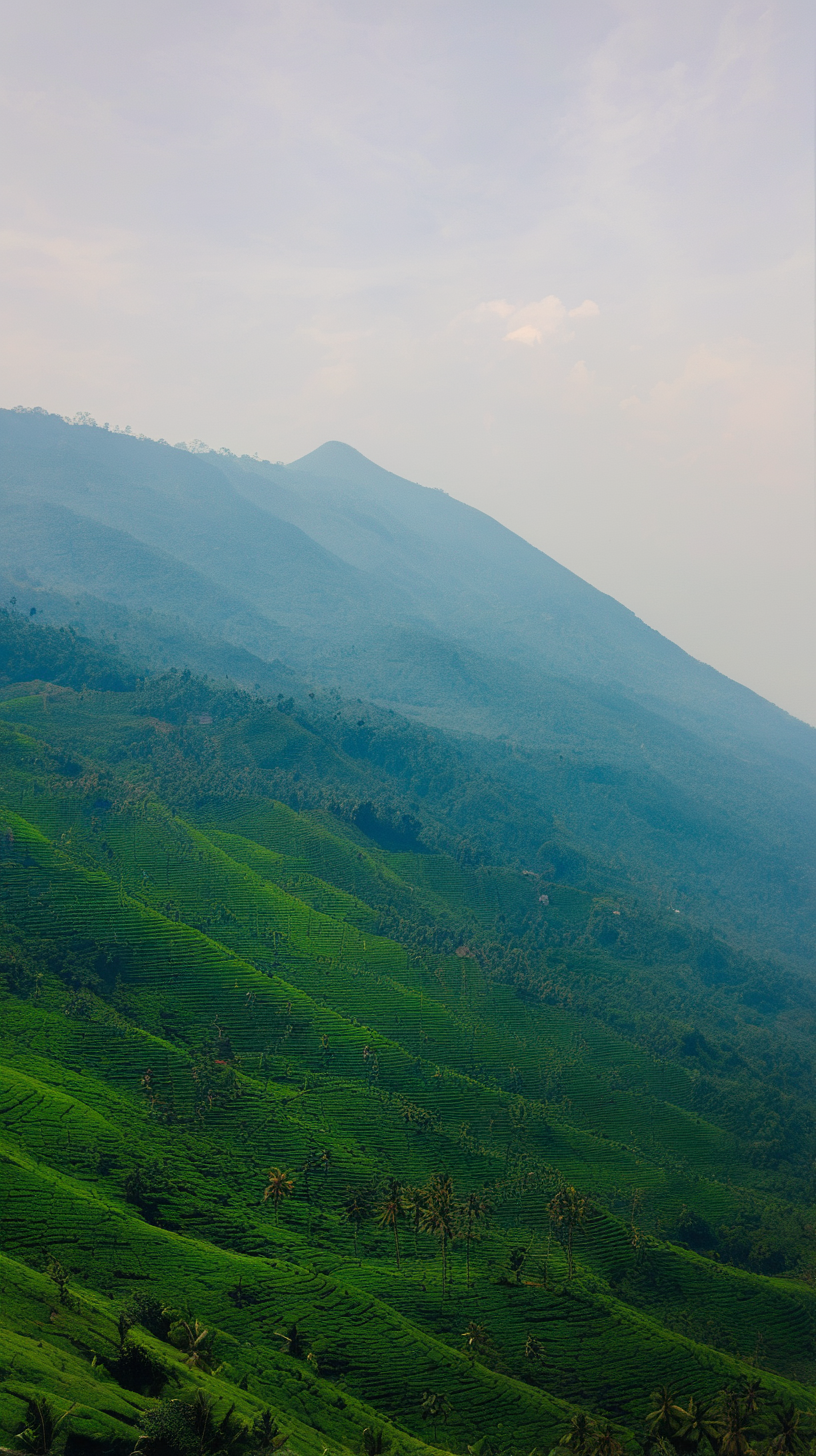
[1,1,814,720]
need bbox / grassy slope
[1,685,816,1454]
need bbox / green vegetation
[1,620,815,1456]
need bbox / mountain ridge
[1,406,814,972]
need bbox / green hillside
[1,619,815,1456]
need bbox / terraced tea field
[1,672,815,1455]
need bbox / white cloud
[504,323,541,346]
[569,299,600,318]
[568,359,592,387]
[484,299,515,318]
[517,295,567,335]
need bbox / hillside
[1,408,815,971]
[1,617,816,1454]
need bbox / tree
[343,1190,370,1261]
[248,1410,289,1456]
[461,1190,490,1287]
[15,1398,75,1455]
[764,1405,810,1456]
[376,1180,404,1270]
[402,1184,428,1258]
[559,1413,598,1455]
[591,1426,624,1456]
[461,1321,492,1365]
[133,1393,247,1456]
[524,1333,545,1367]
[646,1389,681,1442]
[263,1167,295,1223]
[718,1392,756,1456]
[420,1391,452,1443]
[421,1174,456,1297]
[547,1183,589,1281]
[46,1255,71,1306]
[169,1317,213,1370]
[740,1383,764,1418]
[276,1322,304,1358]
[670,1397,722,1455]
[507,1245,528,1284]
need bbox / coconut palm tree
[178,1318,211,1369]
[15,1397,75,1455]
[560,1413,598,1455]
[719,1391,756,1456]
[420,1391,452,1443]
[342,1190,369,1262]
[376,1180,404,1270]
[275,1322,304,1358]
[402,1184,428,1258]
[248,1409,289,1455]
[547,1183,589,1281]
[646,1389,681,1442]
[763,1406,810,1456]
[263,1167,295,1224]
[524,1333,545,1365]
[421,1173,457,1298]
[671,1397,722,1454]
[462,1190,491,1288]
[590,1426,624,1456]
[461,1321,491,1365]
[740,1384,763,1418]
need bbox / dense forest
[1,612,816,1456]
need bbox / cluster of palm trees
[546,1183,590,1282]
[263,1158,592,1294]
[550,1387,812,1456]
[340,1175,491,1294]
[639,1384,812,1456]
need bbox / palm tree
[764,1405,810,1456]
[646,1389,681,1442]
[461,1321,491,1365]
[547,1183,589,1281]
[524,1333,545,1365]
[462,1190,491,1287]
[248,1409,288,1455]
[263,1167,295,1223]
[343,1190,369,1262]
[15,1398,75,1455]
[719,1391,756,1456]
[178,1318,211,1369]
[402,1184,428,1258]
[421,1173,456,1298]
[740,1384,763,1418]
[420,1391,452,1443]
[275,1322,304,1358]
[376,1179,404,1270]
[671,1397,722,1454]
[560,1413,598,1455]
[590,1426,624,1456]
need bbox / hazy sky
[2,1,814,722]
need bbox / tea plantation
[1,624,815,1456]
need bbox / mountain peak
[288,440,416,492]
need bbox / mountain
[1,408,814,971]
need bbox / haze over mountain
[1,405,815,968]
